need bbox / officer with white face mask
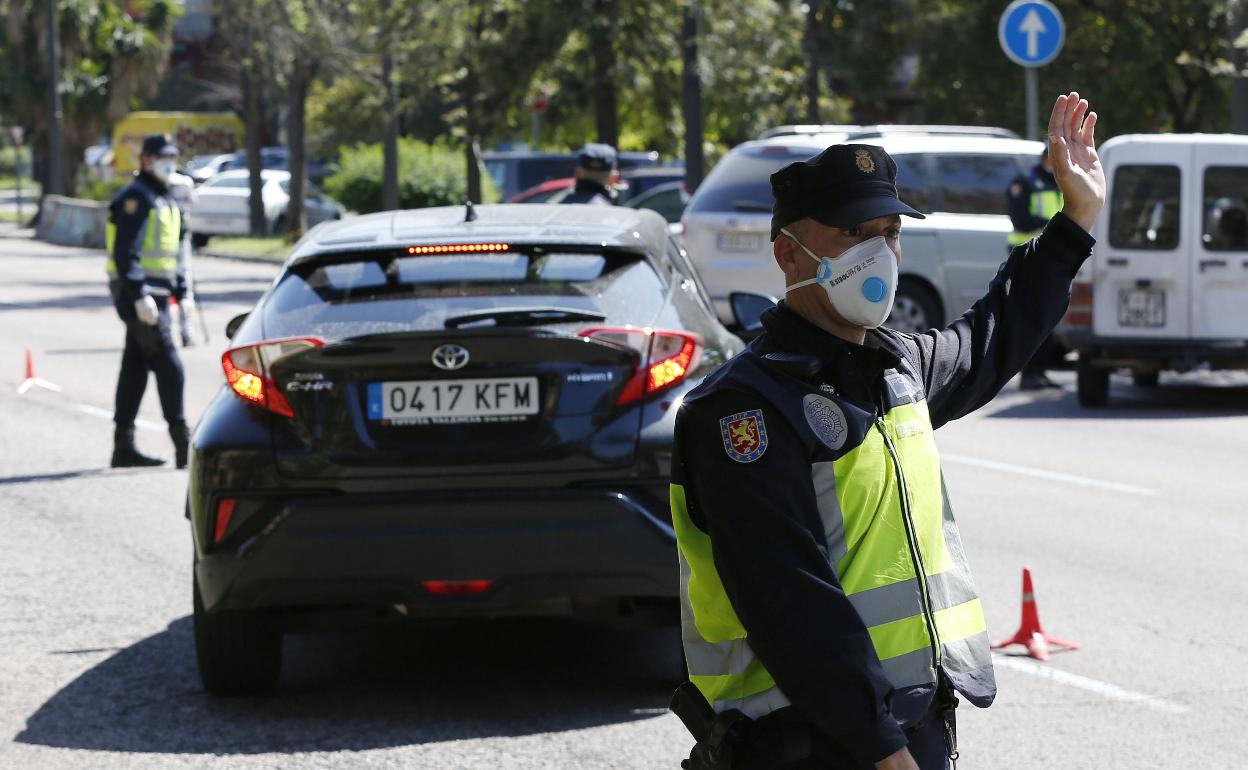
[105,133,190,468]
[669,94,1106,769]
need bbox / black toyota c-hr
[188,203,748,694]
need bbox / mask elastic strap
[780,228,825,294]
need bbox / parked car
[186,169,342,247]
[1057,133,1248,406]
[510,168,688,207]
[184,153,236,185]
[189,203,755,694]
[626,180,689,233]
[215,147,333,184]
[484,149,660,201]
[681,130,1043,327]
[508,177,575,203]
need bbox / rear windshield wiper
[733,200,773,213]
[444,307,608,329]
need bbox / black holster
[671,682,754,770]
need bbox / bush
[324,138,499,215]
[0,146,31,178]
[77,176,130,202]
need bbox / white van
[681,131,1045,331]
[1057,134,1248,406]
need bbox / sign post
[530,90,549,149]
[998,0,1065,141]
[9,127,24,222]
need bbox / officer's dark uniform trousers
[107,171,186,430]
[671,213,1096,769]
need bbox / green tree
[0,0,176,195]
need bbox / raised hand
[1048,91,1106,233]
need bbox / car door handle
[1200,259,1229,271]
[1106,257,1129,267]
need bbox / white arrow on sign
[1019,8,1046,58]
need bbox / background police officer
[561,143,617,205]
[106,133,190,468]
[669,93,1105,770]
[1007,148,1064,390]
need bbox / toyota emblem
[431,343,470,371]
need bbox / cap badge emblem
[855,148,876,175]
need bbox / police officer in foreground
[669,93,1104,769]
[1006,147,1064,390]
[106,133,190,468]
[561,143,617,205]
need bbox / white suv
[682,131,1045,331]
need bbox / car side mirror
[729,292,776,336]
[225,312,249,341]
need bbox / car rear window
[261,248,664,338]
[1110,165,1181,250]
[686,146,812,214]
[1203,166,1248,251]
[928,153,1031,215]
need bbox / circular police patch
[803,395,847,450]
[719,409,768,463]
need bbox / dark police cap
[769,144,924,241]
[140,133,179,158]
[577,143,617,172]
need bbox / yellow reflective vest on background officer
[670,213,1094,766]
[1007,163,1063,247]
[106,171,186,301]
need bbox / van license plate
[367,377,540,425]
[717,233,762,253]
[1118,289,1165,328]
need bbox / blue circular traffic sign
[998,0,1065,68]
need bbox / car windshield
[262,247,665,339]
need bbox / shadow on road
[15,615,676,754]
[0,288,265,312]
[987,378,1248,421]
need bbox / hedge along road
[2,223,1246,768]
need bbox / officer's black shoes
[111,426,166,468]
[169,420,190,469]
[1019,373,1061,391]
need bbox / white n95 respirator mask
[151,159,177,182]
[781,229,899,329]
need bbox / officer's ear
[774,228,803,282]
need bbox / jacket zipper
[875,417,942,672]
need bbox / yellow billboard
[113,112,244,172]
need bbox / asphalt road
[2,224,1244,769]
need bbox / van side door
[1190,145,1248,340]
[1093,146,1190,340]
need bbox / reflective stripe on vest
[1009,188,1064,245]
[106,200,181,281]
[674,398,990,716]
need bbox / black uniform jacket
[561,178,614,206]
[672,212,1094,762]
[1007,163,1059,233]
[109,171,188,302]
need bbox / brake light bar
[578,326,703,406]
[221,336,324,416]
[423,580,493,596]
[407,243,510,254]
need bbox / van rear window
[1109,165,1181,250]
[1203,167,1248,251]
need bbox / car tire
[1076,357,1110,407]
[191,233,210,249]
[889,278,944,334]
[1132,371,1160,388]
[193,573,282,696]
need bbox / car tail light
[579,326,703,406]
[423,580,492,595]
[221,337,324,417]
[213,498,237,544]
[1064,281,1093,327]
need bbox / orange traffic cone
[991,567,1080,661]
[16,347,62,395]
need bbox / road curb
[197,250,286,265]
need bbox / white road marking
[942,453,1160,497]
[77,403,164,433]
[992,653,1189,714]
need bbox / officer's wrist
[1059,205,1098,233]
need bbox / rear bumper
[1058,329,1248,370]
[195,486,677,617]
